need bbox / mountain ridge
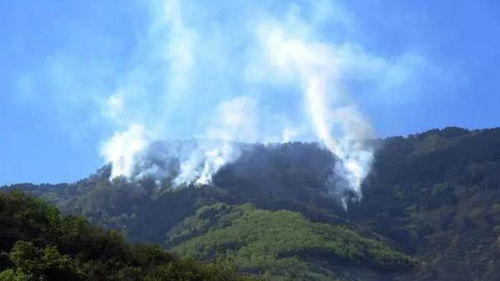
[3,126,500,281]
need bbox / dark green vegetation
[0,191,258,281]
[4,127,500,281]
[170,203,414,281]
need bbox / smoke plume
[253,18,374,202]
[95,0,432,202]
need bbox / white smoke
[94,0,433,200]
[174,96,257,186]
[100,124,148,179]
[253,17,374,202]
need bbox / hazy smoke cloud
[95,0,434,200]
[253,15,374,203]
[100,124,148,179]
[174,96,257,186]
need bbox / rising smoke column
[174,96,257,186]
[255,22,375,203]
[99,1,374,197]
[100,124,148,179]
[96,0,434,203]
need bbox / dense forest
[0,191,259,281]
[4,127,500,281]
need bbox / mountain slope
[0,190,258,281]
[5,127,500,281]
[349,127,500,280]
[169,202,414,281]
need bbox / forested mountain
[0,191,258,281]
[4,127,500,281]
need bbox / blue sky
[1,0,500,185]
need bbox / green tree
[1,241,83,281]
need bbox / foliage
[171,203,415,281]
[0,191,257,281]
[1,241,83,281]
[4,127,500,281]
[349,127,500,281]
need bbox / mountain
[0,190,258,281]
[4,127,500,281]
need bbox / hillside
[0,190,259,281]
[5,127,500,281]
[170,203,414,281]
